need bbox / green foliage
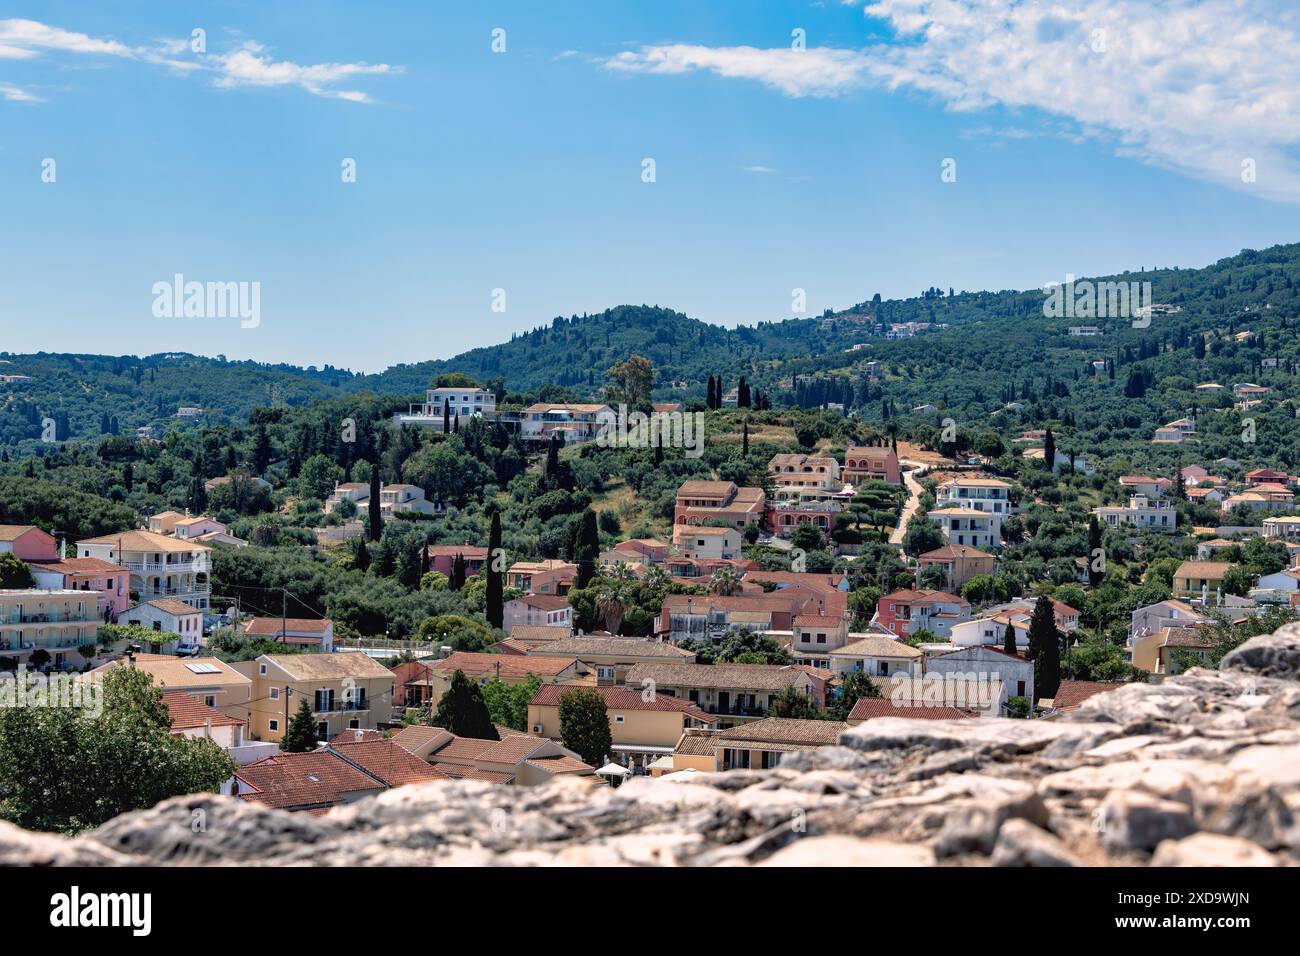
[429,670,499,740]
[281,697,319,752]
[0,666,234,833]
[766,686,822,720]
[482,675,542,732]
[829,670,881,721]
[0,552,35,588]
[558,688,612,766]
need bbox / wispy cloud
[0,81,39,101]
[741,164,776,173]
[0,18,399,104]
[602,0,1300,202]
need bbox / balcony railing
[312,700,369,713]
[0,612,94,625]
[121,558,209,573]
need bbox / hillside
[4,241,1300,457]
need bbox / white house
[397,386,498,430]
[827,634,923,678]
[937,477,1013,516]
[924,645,1034,715]
[503,595,574,635]
[926,508,1000,550]
[122,598,204,653]
[1091,495,1178,532]
[672,525,742,560]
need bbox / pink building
[0,525,60,561]
[426,544,489,579]
[876,588,971,639]
[27,557,130,621]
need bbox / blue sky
[2,1,1298,372]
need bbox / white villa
[937,477,1012,516]
[1091,495,1178,532]
[926,507,1000,550]
[396,387,498,430]
[76,530,212,611]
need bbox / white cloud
[604,0,1300,202]
[742,165,776,173]
[0,81,39,101]
[0,18,398,104]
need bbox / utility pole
[281,588,287,644]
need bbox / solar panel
[184,662,221,674]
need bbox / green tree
[830,671,880,721]
[281,697,318,752]
[482,675,542,731]
[766,686,822,720]
[574,508,599,589]
[1026,595,1061,700]
[1003,620,1018,655]
[299,453,342,501]
[0,667,234,833]
[430,670,499,739]
[902,515,944,557]
[0,552,35,589]
[486,510,504,629]
[368,461,382,541]
[558,689,612,765]
[604,355,655,413]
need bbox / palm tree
[643,564,670,591]
[708,565,742,596]
[607,561,637,584]
[595,583,632,634]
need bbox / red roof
[332,739,450,787]
[236,751,385,810]
[27,557,124,574]
[848,698,979,721]
[243,616,332,636]
[1052,680,1125,712]
[433,651,578,679]
[528,684,719,723]
[162,690,245,731]
[426,545,489,560]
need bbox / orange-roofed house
[0,524,60,561]
[528,683,720,770]
[842,445,900,486]
[876,589,971,639]
[241,616,334,652]
[673,480,766,530]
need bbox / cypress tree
[1042,428,1056,472]
[1026,595,1061,701]
[450,553,466,590]
[281,698,318,752]
[1003,621,1017,655]
[368,462,382,541]
[430,670,499,739]
[742,418,750,456]
[575,508,599,589]
[442,398,450,434]
[486,510,504,629]
[1087,516,1103,587]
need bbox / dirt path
[889,460,927,550]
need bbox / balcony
[122,557,210,574]
[312,699,369,714]
[0,611,95,625]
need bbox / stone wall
[3,629,1298,866]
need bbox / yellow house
[527,684,720,770]
[1172,561,1233,600]
[1131,626,1215,674]
[622,662,818,726]
[232,652,394,744]
[671,717,848,771]
[421,651,588,709]
[86,653,252,724]
[527,636,696,685]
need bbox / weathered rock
[1099,790,1196,852]
[991,819,1081,867]
[1221,628,1300,679]
[1150,833,1278,867]
[0,627,1294,867]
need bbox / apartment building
[502,594,574,634]
[767,453,843,500]
[937,477,1013,516]
[926,507,1001,550]
[27,556,129,621]
[916,544,996,592]
[1090,495,1178,532]
[0,589,100,668]
[520,403,615,443]
[657,593,805,642]
[233,652,395,744]
[672,524,743,560]
[673,480,766,530]
[842,445,900,486]
[397,386,498,430]
[875,588,971,639]
[76,529,212,611]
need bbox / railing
[0,612,94,625]
[121,558,209,573]
[312,700,369,713]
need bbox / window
[259,663,268,675]
[269,719,279,731]
[614,715,625,724]
[204,695,215,707]
[270,687,280,700]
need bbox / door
[718,691,730,714]
[315,721,329,741]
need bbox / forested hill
[4,241,1299,448]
